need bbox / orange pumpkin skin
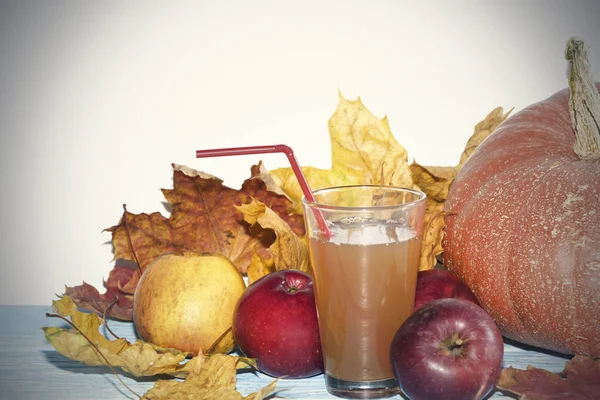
[443,84,600,357]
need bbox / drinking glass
[302,185,426,399]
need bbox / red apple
[232,270,323,378]
[390,298,504,400]
[414,269,480,311]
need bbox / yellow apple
[133,252,246,355]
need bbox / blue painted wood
[0,305,570,399]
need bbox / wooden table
[0,305,571,399]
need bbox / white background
[1,0,599,305]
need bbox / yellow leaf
[328,93,413,187]
[269,96,510,272]
[410,162,455,203]
[269,93,415,212]
[418,198,446,270]
[237,199,310,282]
[246,251,276,286]
[43,296,192,378]
[143,354,276,400]
[457,106,513,170]
[411,106,512,268]
[44,297,275,400]
[268,167,351,214]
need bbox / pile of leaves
[63,94,512,321]
[497,357,600,399]
[44,93,599,399]
[44,296,276,399]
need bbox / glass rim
[301,184,426,211]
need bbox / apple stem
[287,287,298,294]
[440,333,467,357]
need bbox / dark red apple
[414,269,480,311]
[232,270,323,378]
[390,298,504,400]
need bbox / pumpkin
[443,38,600,357]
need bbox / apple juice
[308,223,421,382]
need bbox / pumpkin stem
[565,37,600,160]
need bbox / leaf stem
[45,312,141,399]
[206,326,233,355]
[122,204,144,274]
[565,37,600,160]
[103,296,121,339]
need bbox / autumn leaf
[43,296,193,378]
[107,163,304,275]
[410,106,512,269]
[410,107,512,197]
[269,92,416,213]
[410,163,455,203]
[44,296,275,400]
[497,355,600,399]
[410,164,452,269]
[237,199,310,283]
[249,162,291,199]
[63,265,136,321]
[417,197,446,270]
[457,106,513,170]
[269,95,511,272]
[66,162,304,320]
[245,253,276,285]
[142,354,277,400]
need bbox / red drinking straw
[195,144,330,235]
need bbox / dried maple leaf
[63,265,136,321]
[237,199,310,284]
[246,252,276,285]
[249,162,291,199]
[107,163,304,275]
[44,296,274,400]
[43,296,193,378]
[411,106,512,269]
[142,353,276,400]
[457,106,513,170]
[497,355,600,399]
[418,197,446,270]
[269,95,512,272]
[269,92,416,213]
[410,163,455,203]
[66,162,303,320]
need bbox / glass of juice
[302,185,426,399]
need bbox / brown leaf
[497,355,600,399]
[106,163,304,275]
[142,354,277,400]
[63,265,136,320]
[249,161,291,199]
[70,163,303,320]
